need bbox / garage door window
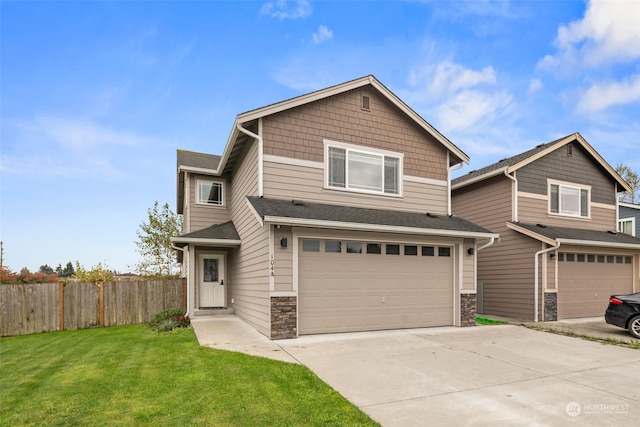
[386,244,400,255]
[347,242,362,253]
[438,247,451,257]
[607,256,614,263]
[422,246,435,256]
[404,245,418,256]
[587,254,595,262]
[302,240,320,252]
[325,241,342,253]
[577,254,585,262]
[366,243,381,254]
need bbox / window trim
[547,179,590,218]
[618,217,636,236]
[324,139,404,197]
[196,179,225,207]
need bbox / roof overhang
[452,166,508,190]
[262,215,499,240]
[170,237,242,247]
[507,222,640,250]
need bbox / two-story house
[171,75,497,339]
[452,133,640,322]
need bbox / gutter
[236,122,264,198]
[504,169,518,222]
[534,242,561,323]
[170,243,190,318]
[476,237,496,252]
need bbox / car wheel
[629,315,640,339]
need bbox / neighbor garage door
[558,252,634,319]
[298,238,454,335]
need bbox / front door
[199,254,225,308]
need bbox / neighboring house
[452,133,640,322]
[619,202,640,237]
[171,75,497,339]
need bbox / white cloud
[312,25,333,45]
[539,0,640,70]
[527,78,543,95]
[410,60,496,97]
[577,74,640,112]
[261,0,311,20]
[435,90,513,132]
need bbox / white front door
[199,254,225,308]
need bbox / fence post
[99,281,105,327]
[58,281,65,332]
[181,278,187,311]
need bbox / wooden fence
[0,279,186,337]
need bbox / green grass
[0,325,379,427]
[476,316,509,326]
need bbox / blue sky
[1,0,639,273]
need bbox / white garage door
[298,238,454,335]
[558,252,634,319]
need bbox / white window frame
[323,139,403,197]
[196,179,224,206]
[548,180,590,218]
[618,217,636,236]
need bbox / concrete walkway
[524,317,639,344]
[190,316,298,363]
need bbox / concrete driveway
[524,317,639,344]
[278,325,640,426]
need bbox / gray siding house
[452,133,640,321]
[619,202,640,237]
[171,75,497,339]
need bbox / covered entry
[298,237,454,334]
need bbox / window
[597,255,605,263]
[577,254,585,262]
[326,142,402,196]
[422,246,435,256]
[566,253,575,262]
[302,240,320,252]
[618,218,635,236]
[325,241,342,253]
[404,245,418,256]
[197,180,224,205]
[346,242,362,253]
[558,253,564,261]
[366,243,381,254]
[438,247,451,257]
[607,255,614,263]
[625,256,632,264]
[549,182,589,217]
[587,254,595,263]
[616,256,624,264]
[386,244,400,255]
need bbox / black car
[605,292,640,339]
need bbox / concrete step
[193,308,235,317]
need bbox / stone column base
[270,296,297,339]
[544,293,557,321]
[460,294,477,327]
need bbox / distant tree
[134,201,182,278]
[20,267,30,275]
[74,262,114,284]
[39,264,54,274]
[56,261,75,278]
[1,266,57,284]
[616,164,640,203]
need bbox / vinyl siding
[518,193,616,231]
[228,140,271,336]
[188,174,231,232]
[263,159,448,214]
[517,142,616,205]
[462,238,475,292]
[453,175,539,319]
[261,87,449,181]
[619,206,640,236]
[274,226,293,292]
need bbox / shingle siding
[517,142,615,205]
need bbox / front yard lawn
[0,325,378,426]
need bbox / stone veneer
[544,292,558,322]
[460,294,477,327]
[270,296,297,340]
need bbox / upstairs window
[326,141,402,196]
[197,180,224,206]
[619,218,635,236]
[549,182,589,218]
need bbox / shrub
[149,308,190,332]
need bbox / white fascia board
[619,202,640,210]
[556,238,640,250]
[506,222,556,246]
[263,216,499,239]
[178,165,219,176]
[170,237,242,246]
[451,167,508,190]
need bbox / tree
[39,264,54,274]
[74,262,114,284]
[135,201,182,278]
[55,261,75,278]
[616,164,640,203]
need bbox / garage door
[558,252,634,319]
[298,238,454,335]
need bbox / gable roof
[177,149,221,174]
[452,132,631,192]
[247,196,497,239]
[171,221,241,246]
[507,222,640,249]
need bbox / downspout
[476,237,495,252]
[534,242,561,322]
[171,243,190,318]
[503,169,518,222]
[448,154,464,216]
[236,122,264,198]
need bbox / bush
[149,308,190,332]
